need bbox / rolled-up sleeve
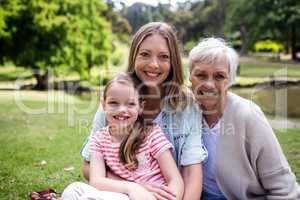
[180,104,208,166]
[80,107,106,161]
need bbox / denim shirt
[80,103,207,167]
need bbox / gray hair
[188,37,239,86]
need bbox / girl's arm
[89,152,132,194]
[82,107,107,181]
[83,159,124,181]
[157,149,184,200]
[81,107,106,162]
[89,153,156,200]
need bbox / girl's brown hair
[127,22,189,110]
[103,73,147,171]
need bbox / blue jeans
[201,191,227,200]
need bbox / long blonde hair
[103,73,147,171]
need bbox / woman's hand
[127,182,157,200]
[142,183,176,200]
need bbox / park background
[0,0,299,199]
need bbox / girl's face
[134,34,171,86]
[103,83,143,130]
[190,59,230,115]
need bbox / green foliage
[192,0,227,38]
[111,52,124,67]
[104,0,131,42]
[94,73,113,86]
[0,0,112,85]
[225,0,300,57]
[121,3,154,33]
[254,40,284,53]
[121,0,228,43]
[183,40,197,54]
[108,40,126,67]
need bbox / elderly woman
[188,38,300,200]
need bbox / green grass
[275,129,300,182]
[0,66,32,81]
[0,91,99,199]
[239,63,300,77]
[0,90,299,199]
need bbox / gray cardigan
[215,92,300,200]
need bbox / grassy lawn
[0,66,32,80]
[0,91,299,199]
[276,129,300,182]
[239,63,300,77]
[0,91,99,199]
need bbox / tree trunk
[291,24,298,61]
[240,25,250,55]
[33,69,50,90]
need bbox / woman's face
[134,34,171,86]
[190,59,230,115]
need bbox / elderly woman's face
[190,59,230,114]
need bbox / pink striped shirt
[89,125,172,185]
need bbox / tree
[0,0,112,89]
[226,0,300,59]
[0,0,24,63]
[225,0,263,55]
[104,0,132,42]
[121,2,155,33]
[192,0,228,38]
[269,0,300,60]
[165,0,228,44]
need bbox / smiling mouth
[113,115,130,121]
[198,91,219,98]
[144,71,161,78]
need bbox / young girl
[62,74,184,200]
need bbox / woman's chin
[199,101,219,111]
[144,78,168,87]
